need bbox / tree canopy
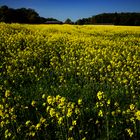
[0,5,43,23]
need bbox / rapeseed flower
[130,104,135,110]
[72,120,77,126]
[5,129,11,138]
[75,107,80,114]
[97,91,104,100]
[98,110,103,117]
[67,108,73,117]
[78,98,82,105]
[49,108,56,117]
[42,94,46,99]
[5,90,11,98]
[36,123,41,130]
[69,126,74,131]
[107,99,111,105]
[47,96,53,105]
[26,120,31,126]
[135,110,140,120]
[31,101,36,107]
[126,128,133,137]
[58,117,63,125]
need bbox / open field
[0,23,140,139]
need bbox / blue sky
[0,0,140,21]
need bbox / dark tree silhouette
[64,18,73,24]
[75,12,140,26]
[0,5,62,24]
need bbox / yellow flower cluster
[0,91,17,139]
[44,95,82,125]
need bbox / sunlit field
[0,23,140,139]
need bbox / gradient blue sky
[0,0,140,21]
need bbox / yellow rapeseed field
[0,23,140,139]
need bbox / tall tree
[0,5,9,22]
[64,18,73,24]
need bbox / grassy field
[0,23,140,139]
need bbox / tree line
[0,5,140,25]
[0,5,59,24]
[75,13,140,26]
